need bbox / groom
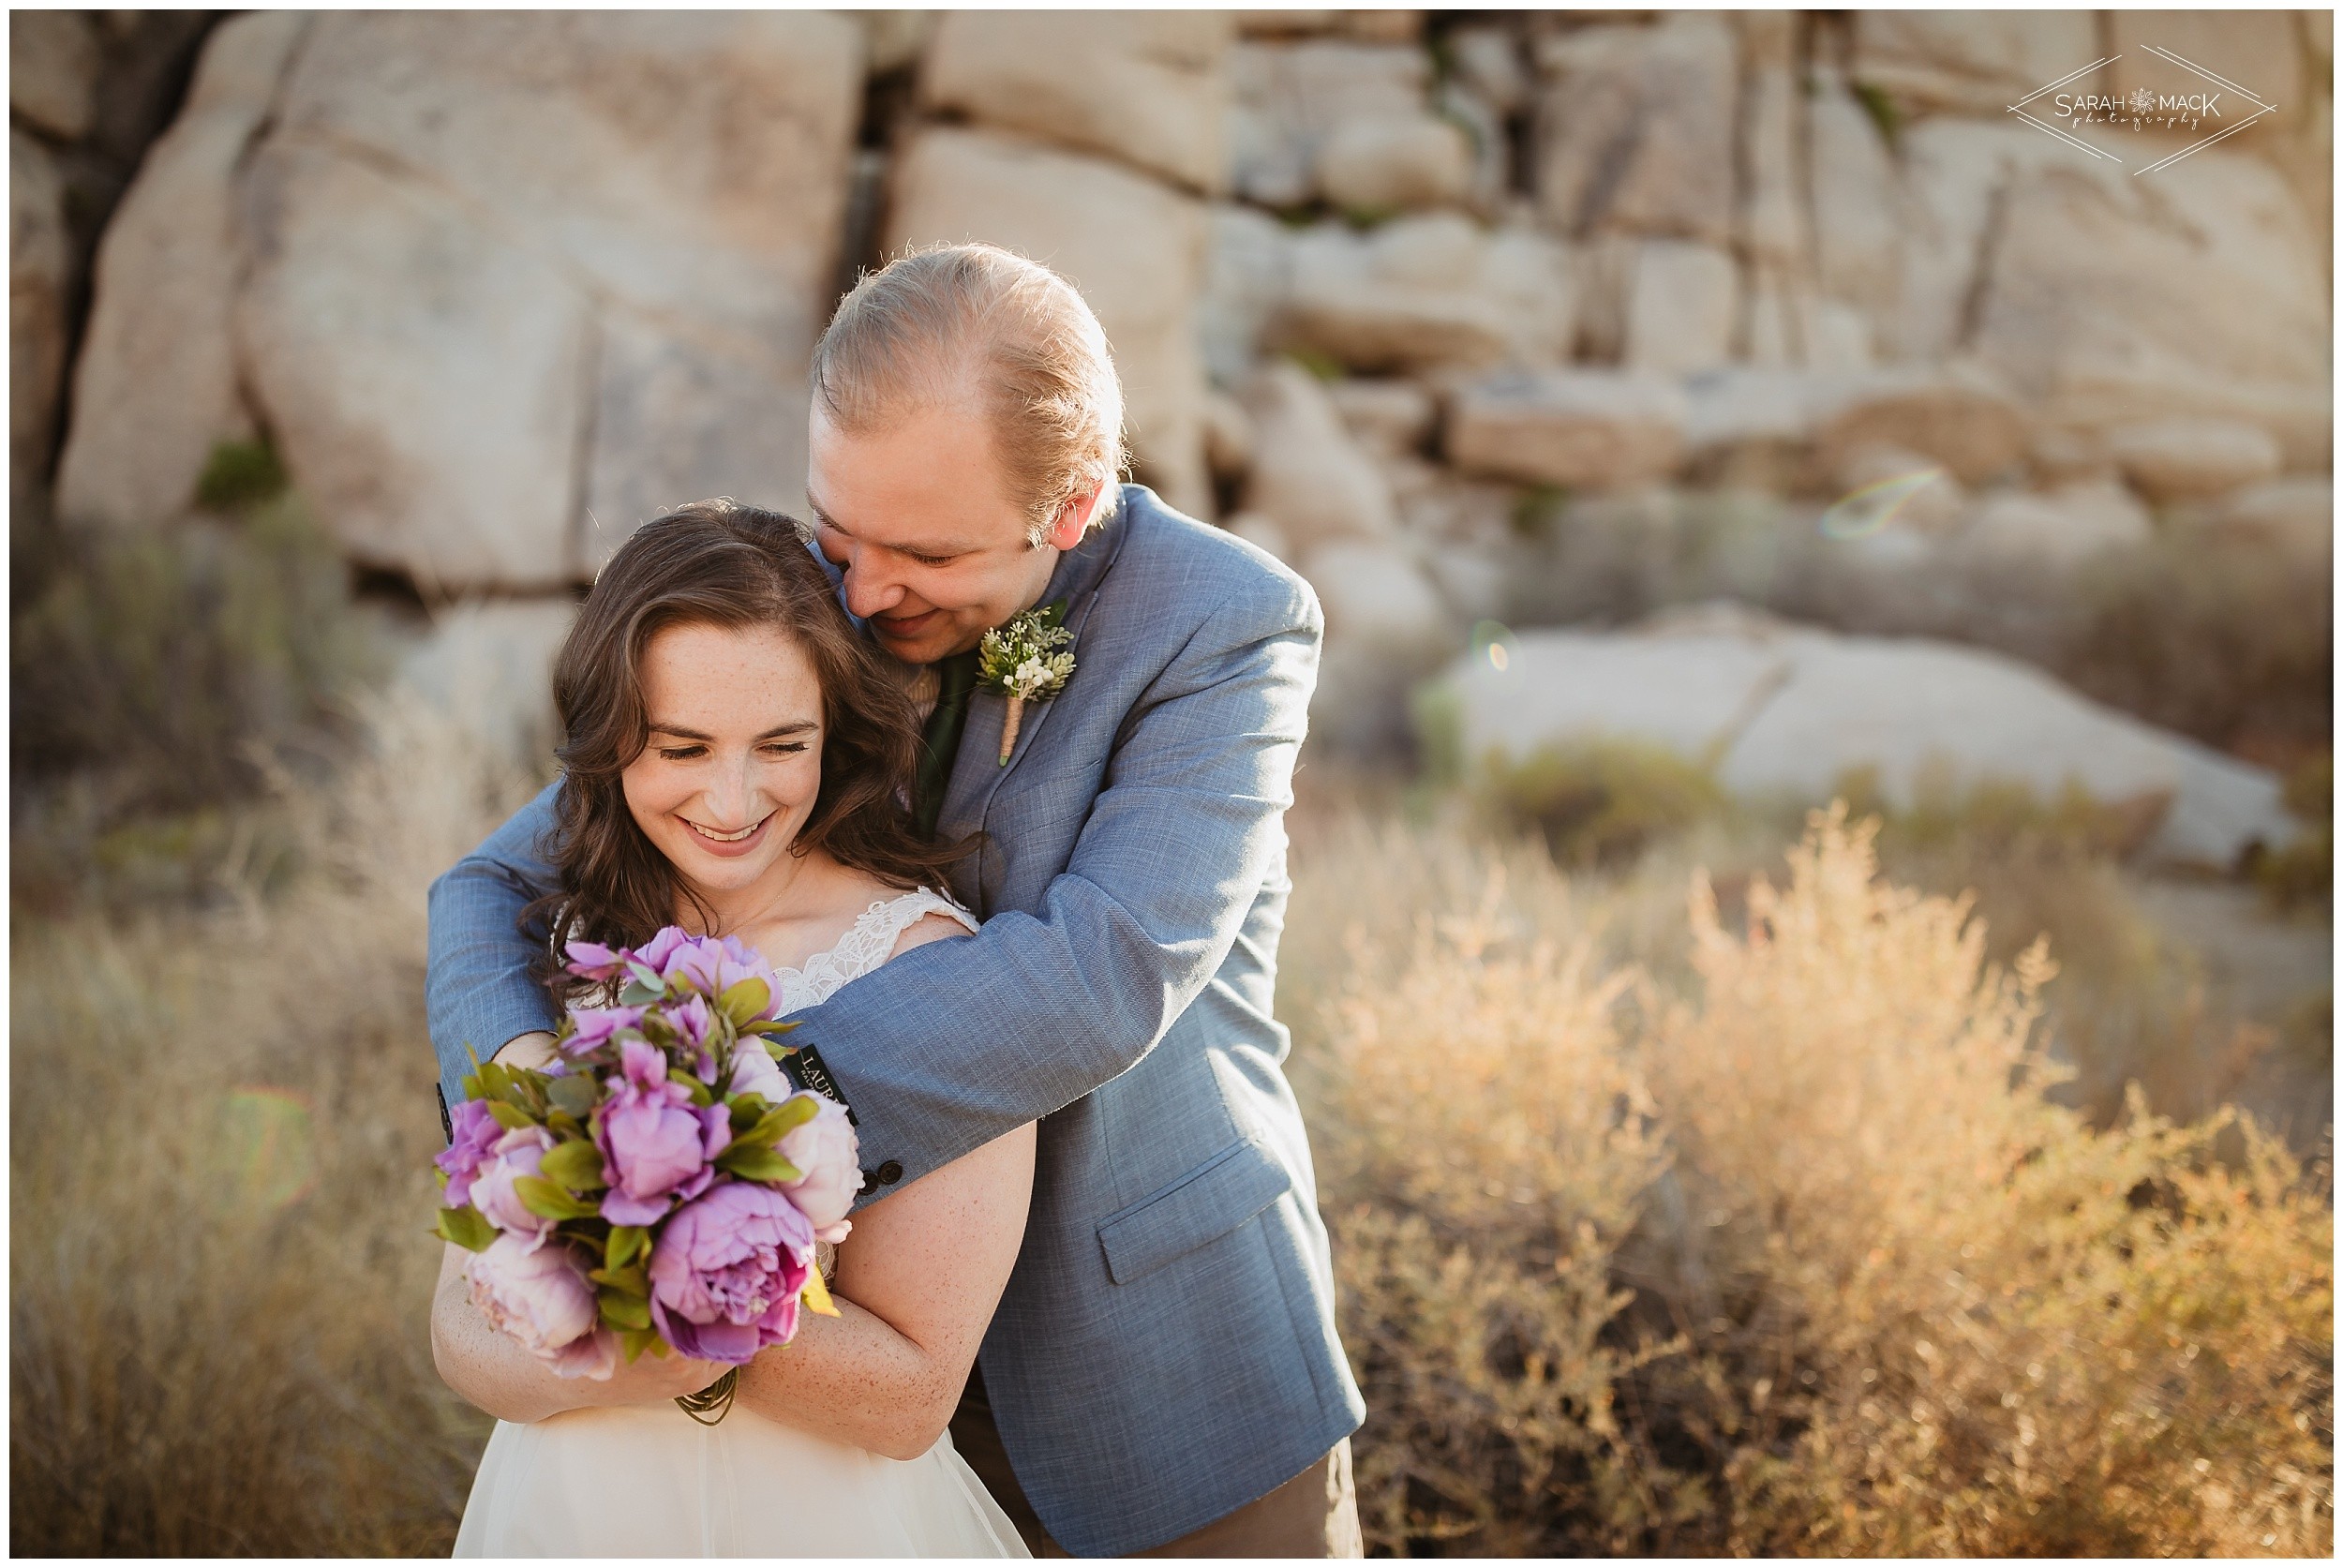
[426,243,1366,1556]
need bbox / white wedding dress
[453,889,1029,1559]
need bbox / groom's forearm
[798,576,1321,1195]
[426,781,563,1110]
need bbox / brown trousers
[949,1370,1364,1558]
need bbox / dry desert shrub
[9,692,529,1553]
[1295,804,2333,1555]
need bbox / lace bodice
[771,887,977,1016]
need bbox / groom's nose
[840,556,908,620]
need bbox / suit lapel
[940,510,1131,904]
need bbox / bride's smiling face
[620,620,825,903]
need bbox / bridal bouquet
[432,929,860,1390]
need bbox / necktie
[913,650,979,838]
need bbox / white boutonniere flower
[976,599,1075,766]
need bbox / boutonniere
[976,598,1075,766]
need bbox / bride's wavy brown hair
[521,498,969,997]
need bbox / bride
[432,499,1034,1557]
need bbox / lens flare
[1819,467,1948,540]
[1470,619,1517,673]
[220,1087,318,1213]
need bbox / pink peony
[564,1003,646,1056]
[467,1233,616,1380]
[777,1093,860,1245]
[595,1039,728,1227]
[435,1097,503,1210]
[471,1126,560,1247]
[727,1040,790,1105]
[648,1181,815,1365]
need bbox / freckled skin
[430,620,1037,1455]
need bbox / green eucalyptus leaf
[485,1100,537,1131]
[619,1326,663,1364]
[546,1074,600,1117]
[618,979,663,1008]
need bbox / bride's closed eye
[652,741,809,762]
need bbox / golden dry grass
[9,692,528,1554]
[1291,802,2333,1556]
[9,704,2331,1556]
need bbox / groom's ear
[1045,483,1106,551]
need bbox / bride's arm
[733,1118,1036,1460]
[430,1242,729,1423]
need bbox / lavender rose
[471,1126,560,1247]
[596,1038,728,1227]
[435,1097,503,1209]
[777,1093,860,1245]
[466,1233,616,1380]
[647,1181,815,1365]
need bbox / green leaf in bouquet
[742,1017,799,1040]
[589,1262,648,1294]
[666,1068,714,1107]
[435,1205,498,1252]
[605,1224,648,1270]
[546,1070,600,1121]
[485,1100,538,1131]
[515,1175,602,1222]
[717,977,773,1029]
[727,1093,771,1130]
[539,1138,608,1192]
[716,1145,803,1184]
[618,978,664,1008]
[545,1109,586,1141]
[597,1289,652,1331]
[619,1326,664,1365]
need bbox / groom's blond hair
[812,243,1127,545]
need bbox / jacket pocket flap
[1096,1137,1293,1287]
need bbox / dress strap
[822,889,977,988]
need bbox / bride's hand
[574,1343,734,1410]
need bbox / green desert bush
[1292,805,2332,1555]
[9,693,530,1555]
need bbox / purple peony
[648,1181,816,1365]
[596,1038,728,1227]
[634,926,690,978]
[564,1003,646,1056]
[777,1093,860,1245]
[562,939,626,982]
[471,1126,560,1247]
[466,1233,616,1380]
[435,1097,503,1209]
[662,933,778,1009]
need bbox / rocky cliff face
[17,9,2335,768]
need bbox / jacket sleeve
[425,779,563,1110]
[790,571,1322,1198]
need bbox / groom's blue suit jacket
[425,485,1366,1554]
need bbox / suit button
[875,1160,904,1186]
